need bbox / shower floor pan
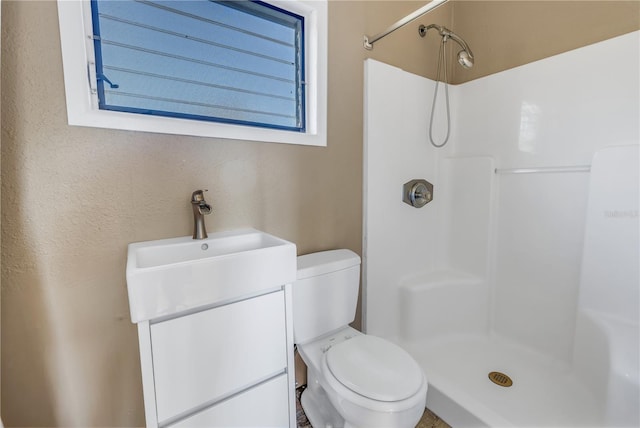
[403,335,602,427]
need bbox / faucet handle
[191,189,208,203]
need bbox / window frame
[57,0,327,146]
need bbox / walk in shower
[363,31,639,427]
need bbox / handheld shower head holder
[419,24,474,69]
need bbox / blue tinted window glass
[91,0,305,131]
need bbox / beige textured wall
[361,1,639,85]
[0,0,2,410]
[0,1,367,425]
[1,0,638,426]
[0,1,399,426]
[451,1,640,84]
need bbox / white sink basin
[126,229,297,323]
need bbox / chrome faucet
[191,189,213,240]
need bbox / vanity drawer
[171,374,290,427]
[150,290,287,423]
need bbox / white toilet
[293,249,427,428]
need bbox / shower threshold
[403,335,602,427]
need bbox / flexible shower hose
[429,36,451,148]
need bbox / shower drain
[488,371,513,387]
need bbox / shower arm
[419,24,475,60]
[364,0,448,50]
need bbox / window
[58,0,327,146]
[91,1,305,131]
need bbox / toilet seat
[321,335,427,412]
[326,335,424,402]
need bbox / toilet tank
[292,249,361,344]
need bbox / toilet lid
[325,335,423,402]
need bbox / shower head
[419,24,474,69]
[457,50,474,69]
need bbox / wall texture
[0,1,423,426]
[1,0,637,426]
[451,1,640,84]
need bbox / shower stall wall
[363,31,639,427]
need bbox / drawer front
[151,291,287,422]
[171,374,290,428]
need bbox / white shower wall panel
[452,32,639,166]
[452,31,640,358]
[493,172,590,362]
[438,157,494,277]
[363,59,455,338]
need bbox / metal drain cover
[488,371,513,387]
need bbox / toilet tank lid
[297,249,360,280]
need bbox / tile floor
[415,408,451,428]
[295,386,451,428]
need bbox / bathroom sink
[126,229,296,323]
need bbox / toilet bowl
[293,250,427,428]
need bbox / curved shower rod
[363,0,448,50]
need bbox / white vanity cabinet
[137,287,295,427]
[126,229,297,428]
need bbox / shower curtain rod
[363,0,448,50]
